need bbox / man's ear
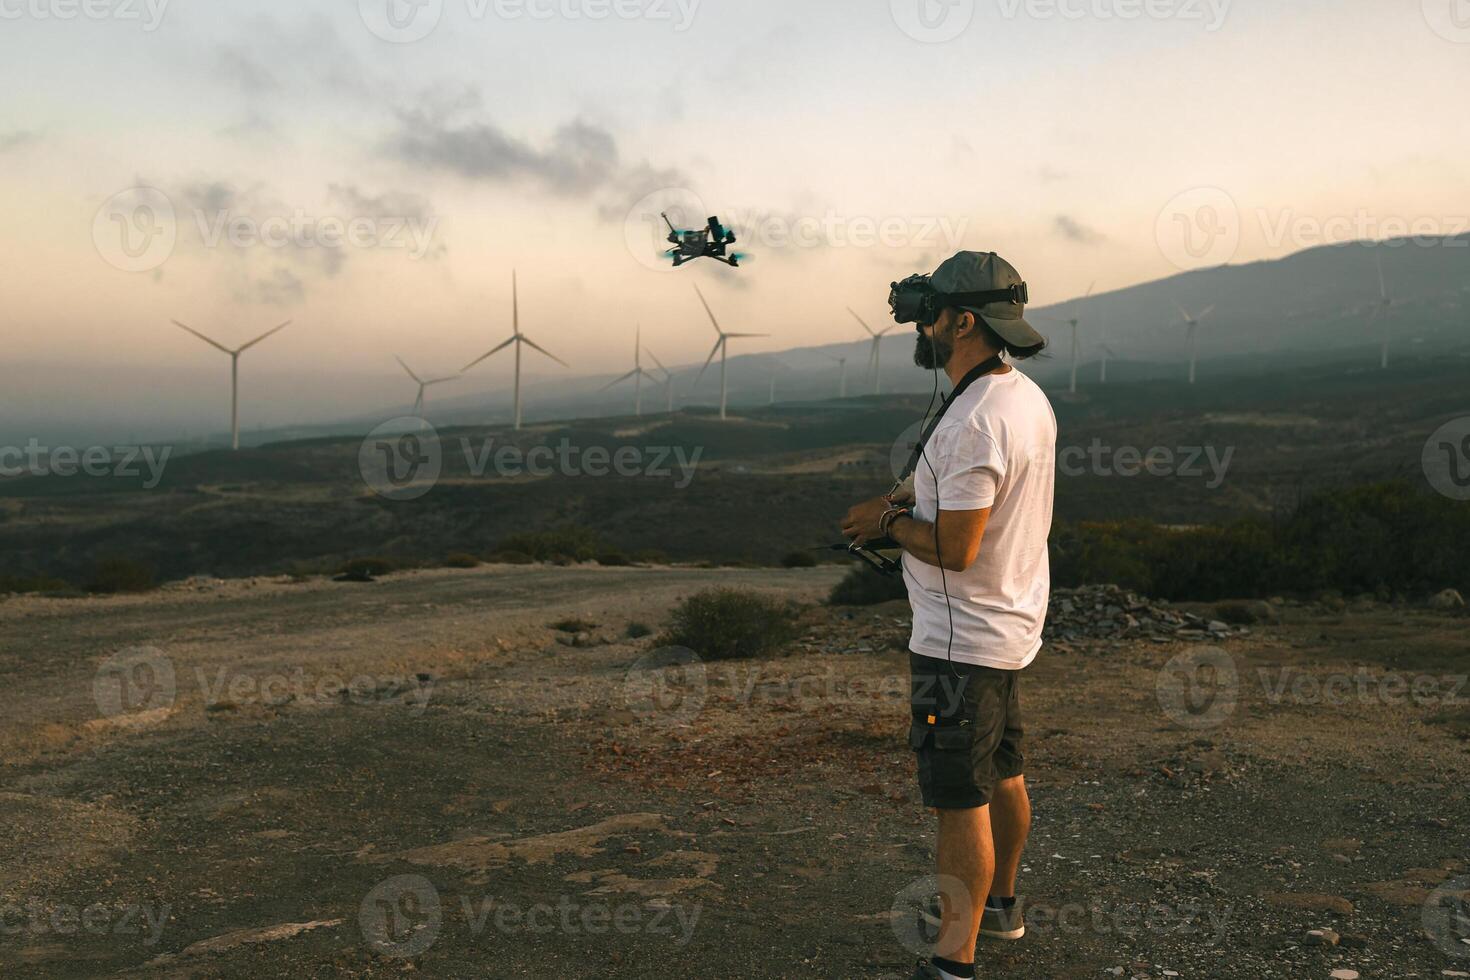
[955,310,977,339]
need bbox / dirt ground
[1,564,1467,978]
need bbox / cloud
[0,130,38,153]
[238,267,305,306]
[1054,214,1105,245]
[387,95,688,217]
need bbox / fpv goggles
[888,274,1029,328]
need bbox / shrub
[488,551,534,565]
[338,557,396,579]
[659,588,798,661]
[828,567,908,607]
[597,551,631,567]
[781,550,818,568]
[444,552,481,569]
[631,549,670,565]
[626,621,653,639]
[85,557,157,594]
[0,574,75,595]
[496,526,603,563]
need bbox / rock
[1429,588,1466,610]
[1305,928,1340,946]
[1263,892,1354,915]
[1329,971,1358,980]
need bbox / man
[841,251,1056,980]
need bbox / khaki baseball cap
[931,250,1047,349]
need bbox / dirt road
[1,565,1467,977]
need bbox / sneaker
[909,961,945,980]
[979,900,1025,940]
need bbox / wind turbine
[171,318,292,451]
[602,325,658,416]
[830,355,849,398]
[1174,303,1215,384]
[691,284,769,420]
[1367,253,1394,370]
[461,271,568,430]
[644,347,676,414]
[1046,281,1094,394]
[1099,343,1117,384]
[849,308,893,395]
[396,357,458,419]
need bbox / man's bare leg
[934,806,994,964]
[987,775,1031,899]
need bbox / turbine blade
[601,369,640,392]
[425,375,459,387]
[1196,305,1216,321]
[1084,280,1096,300]
[644,348,670,375]
[519,335,569,368]
[848,307,876,337]
[395,356,423,384]
[172,320,232,354]
[461,336,516,372]
[1173,303,1191,323]
[693,283,723,336]
[724,332,769,339]
[237,320,292,353]
[512,270,520,335]
[692,338,722,388]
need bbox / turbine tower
[1174,303,1216,385]
[461,271,568,430]
[849,308,893,395]
[602,325,658,416]
[1367,253,1394,370]
[171,318,292,451]
[692,284,769,420]
[644,347,676,413]
[830,355,849,398]
[1099,343,1116,385]
[396,357,458,418]
[1055,281,1095,394]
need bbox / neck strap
[897,355,1006,483]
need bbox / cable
[920,362,960,684]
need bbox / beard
[914,330,953,370]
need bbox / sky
[1,0,1468,432]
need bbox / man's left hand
[841,497,889,546]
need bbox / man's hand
[841,497,890,546]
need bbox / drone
[662,212,743,268]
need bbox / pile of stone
[1043,584,1250,645]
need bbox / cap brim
[966,307,1047,349]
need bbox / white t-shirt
[904,366,1057,670]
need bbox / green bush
[659,588,799,661]
[496,526,603,563]
[85,557,157,594]
[0,574,75,595]
[626,621,653,639]
[444,552,481,569]
[828,566,909,606]
[1049,481,1470,601]
[338,557,396,579]
[781,550,818,568]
